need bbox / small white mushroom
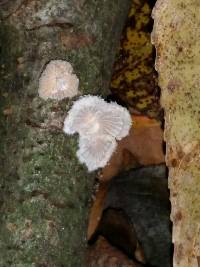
[63,95,132,139]
[63,96,108,135]
[77,136,117,172]
[63,95,132,171]
[38,60,79,100]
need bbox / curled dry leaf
[101,115,165,182]
[86,236,144,267]
[88,115,165,240]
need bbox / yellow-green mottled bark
[152,1,200,266]
[0,1,130,266]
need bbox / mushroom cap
[63,95,132,171]
[63,95,132,139]
[38,60,79,100]
[77,135,117,172]
[63,96,107,135]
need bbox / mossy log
[0,1,130,266]
[152,1,200,266]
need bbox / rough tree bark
[152,1,200,267]
[0,1,130,266]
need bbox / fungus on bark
[77,136,117,172]
[38,60,79,100]
[63,95,132,171]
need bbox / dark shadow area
[87,1,172,266]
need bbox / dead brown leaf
[88,115,165,240]
[86,236,144,267]
[101,115,165,182]
[87,182,109,241]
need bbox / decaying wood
[152,1,200,266]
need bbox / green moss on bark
[0,0,130,266]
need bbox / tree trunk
[152,1,200,266]
[0,1,130,266]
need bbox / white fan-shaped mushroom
[63,96,108,135]
[77,136,117,172]
[63,95,132,171]
[63,95,132,138]
[38,60,79,100]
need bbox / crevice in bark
[87,1,173,266]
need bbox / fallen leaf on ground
[88,115,165,240]
[87,182,109,241]
[86,236,144,267]
[101,115,164,182]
